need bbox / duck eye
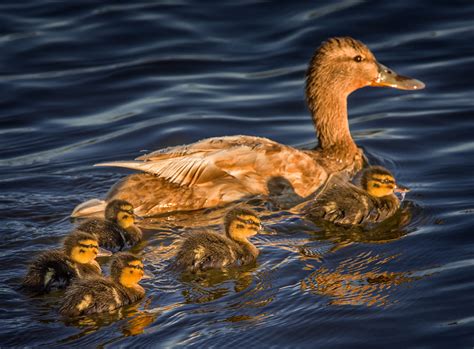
[373,183,380,188]
[354,55,363,62]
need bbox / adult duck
[72,37,424,217]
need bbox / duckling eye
[354,55,363,62]
[372,183,380,188]
[79,249,85,253]
[236,224,244,229]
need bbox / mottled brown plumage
[73,37,423,217]
[299,166,408,225]
[59,253,146,317]
[22,231,102,294]
[77,200,142,252]
[173,208,261,272]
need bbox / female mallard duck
[173,207,261,272]
[76,200,142,252]
[72,37,424,217]
[59,252,147,316]
[22,231,111,294]
[300,166,409,226]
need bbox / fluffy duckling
[59,252,147,316]
[301,166,409,226]
[76,200,142,252]
[174,208,262,272]
[23,231,110,294]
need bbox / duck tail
[71,199,107,218]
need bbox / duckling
[72,36,424,217]
[76,200,142,252]
[59,252,147,316]
[174,208,262,272]
[23,231,110,294]
[300,166,409,226]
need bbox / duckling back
[301,174,400,225]
[77,219,141,252]
[22,249,100,294]
[174,231,247,272]
[58,276,134,316]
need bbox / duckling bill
[300,166,409,226]
[173,207,262,272]
[59,253,147,316]
[22,231,110,294]
[76,200,142,252]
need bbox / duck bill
[133,214,144,221]
[394,184,410,193]
[97,247,113,257]
[141,271,153,279]
[370,62,425,90]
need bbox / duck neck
[305,56,360,164]
[227,231,259,259]
[310,90,356,153]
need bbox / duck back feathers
[59,276,144,316]
[77,219,141,252]
[174,231,255,272]
[22,249,100,294]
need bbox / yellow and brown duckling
[22,231,110,294]
[76,200,142,252]
[174,208,262,272]
[59,252,147,316]
[301,166,409,226]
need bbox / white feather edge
[71,198,106,218]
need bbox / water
[1,1,473,347]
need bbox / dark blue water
[1,1,473,347]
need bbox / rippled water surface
[1,1,473,347]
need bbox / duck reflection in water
[59,302,156,343]
[301,251,422,307]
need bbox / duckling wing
[174,232,241,272]
[96,135,326,198]
[300,175,370,226]
[59,277,118,316]
[23,250,77,293]
[77,219,128,252]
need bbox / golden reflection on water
[59,301,158,344]
[301,251,419,307]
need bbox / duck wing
[96,135,327,198]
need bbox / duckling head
[65,231,100,264]
[111,252,145,288]
[105,200,136,229]
[224,207,261,242]
[361,166,409,198]
[306,37,425,99]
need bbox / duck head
[111,252,149,288]
[307,37,424,97]
[306,37,424,154]
[65,231,111,265]
[105,199,139,229]
[224,207,262,242]
[361,166,410,198]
